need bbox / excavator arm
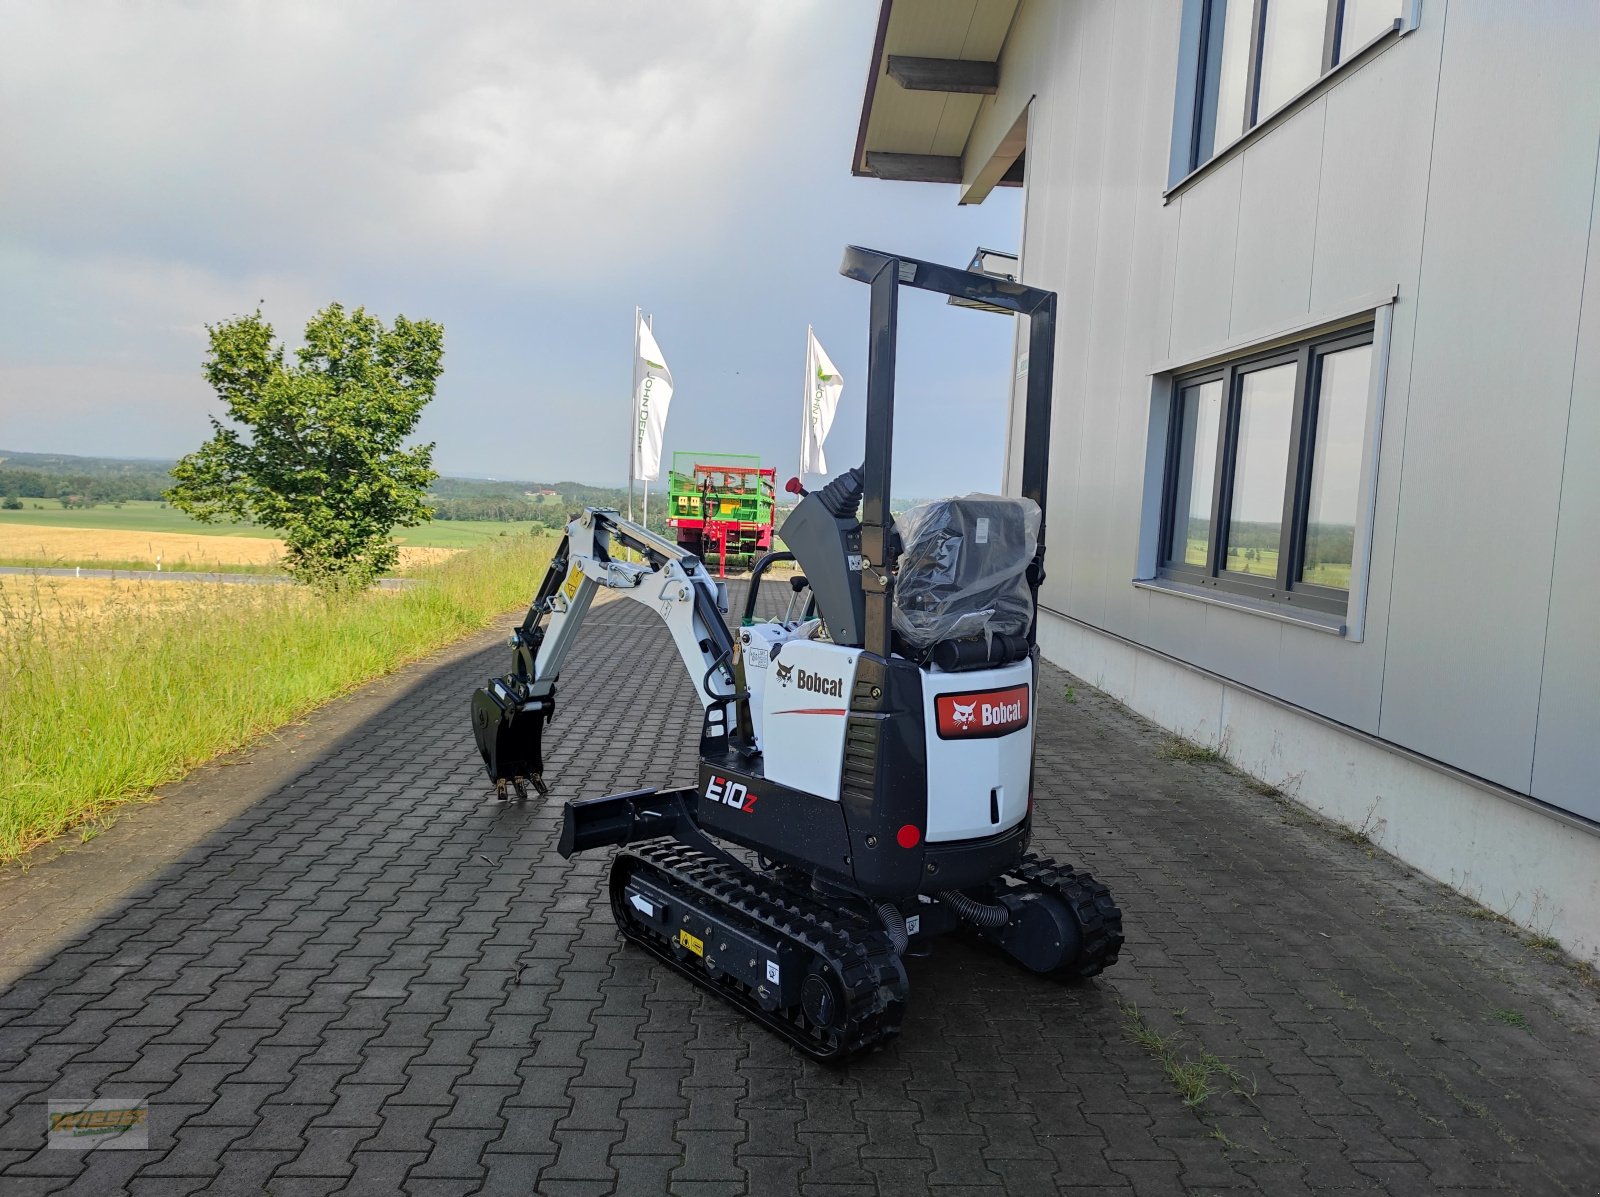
[471,508,739,800]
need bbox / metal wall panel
[1168,157,1243,360]
[1310,37,1438,315]
[1024,2,1087,621]
[1229,107,1325,338]
[1104,9,1188,640]
[1378,3,1600,791]
[1531,166,1600,819]
[1066,0,1150,630]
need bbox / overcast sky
[0,2,1022,496]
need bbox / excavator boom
[470,507,737,801]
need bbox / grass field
[0,534,557,863]
[0,524,454,573]
[0,499,544,549]
[0,575,302,638]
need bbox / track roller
[609,843,907,1063]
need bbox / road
[0,583,1596,1194]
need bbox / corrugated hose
[938,889,1010,929]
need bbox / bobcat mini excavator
[470,248,1123,1062]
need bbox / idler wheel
[801,973,838,1029]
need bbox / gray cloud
[0,1,1022,494]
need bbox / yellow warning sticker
[562,565,584,600]
[677,929,704,956]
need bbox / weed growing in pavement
[1119,1003,1257,1110]
[0,535,558,862]
[1490,1008,1529,1029]
[1528,933,1561,953]
[1063,685,1078,704]
[1208,1125,1237,1149]
[1157,735,1224,765]
[1335,799,1383,848]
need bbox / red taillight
[896,824,921,849]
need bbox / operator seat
[891,494,1040,670]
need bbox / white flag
[800,327,843,476]
[633,316,675,481]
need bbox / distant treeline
[0,466,171,506]
[429,497,570,527]
[0,449,653,526]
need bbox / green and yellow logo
[47,1100,149,1149]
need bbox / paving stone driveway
[2,586,1598,1195]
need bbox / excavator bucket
[471,684,550,800]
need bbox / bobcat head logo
[775,662,794,685]
[951,700,977,727]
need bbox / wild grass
[1157,735,1224,764]
[1119,1003,1256,1109]
[0,535,555,863]
[0,556,278,576]
[0,499,542,549]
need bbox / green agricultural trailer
[665,451,776,575]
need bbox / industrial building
[853,0,1600,958]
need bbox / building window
[1159,327,1375,615]
[1185,0,1404,173]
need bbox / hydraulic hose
[701,647,735,701]
[876,902,909,955]
[938,889,1010,929]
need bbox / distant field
[0,499,543,555]
[0,499,276,537]
[0,524,453,572]
[0,574,299,638]
[398,521,549,548]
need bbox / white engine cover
[921,659,1033,842]
[758,639,861,802]
[738,623,792,749]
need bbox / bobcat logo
[775,662,794,685]
[951,700,977,728]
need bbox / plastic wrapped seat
[892,494,1040,651]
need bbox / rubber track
[1007,853,1125,979]
[610,842,908,1063]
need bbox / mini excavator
[470,248,1123,1062]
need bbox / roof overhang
[852,0,1024,204]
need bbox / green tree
[168,303,443,592]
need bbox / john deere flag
[800,326,843,475]
[633,317,675,481]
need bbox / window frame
[1157,325,1376,617]
[1178,0,1406,178]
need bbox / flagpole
[801,324,812,481]
[643,313,653,531]
[628,305,640,523]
